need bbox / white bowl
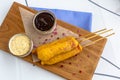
[33,10,56,34]
[9,33,33,57]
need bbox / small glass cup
[9,33,33,57]
[33,10,56,34]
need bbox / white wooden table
[0,0,120,80]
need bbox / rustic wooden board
[0,2,107,80]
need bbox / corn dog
[41,45,82,65]
[32,36,82,65]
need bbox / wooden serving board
[0,2,107,80]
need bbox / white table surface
[0,0,120,80]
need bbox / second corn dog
[41,45,82,65]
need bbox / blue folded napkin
[32,7,92,31]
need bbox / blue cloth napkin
[32,7,92,31]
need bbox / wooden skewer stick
[94,28,107,33]
[83,33,115,47]
[83,28,107,37]
[80,29,113,42]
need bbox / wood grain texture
[0,2,107,80]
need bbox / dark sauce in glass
[34,12,55,31]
